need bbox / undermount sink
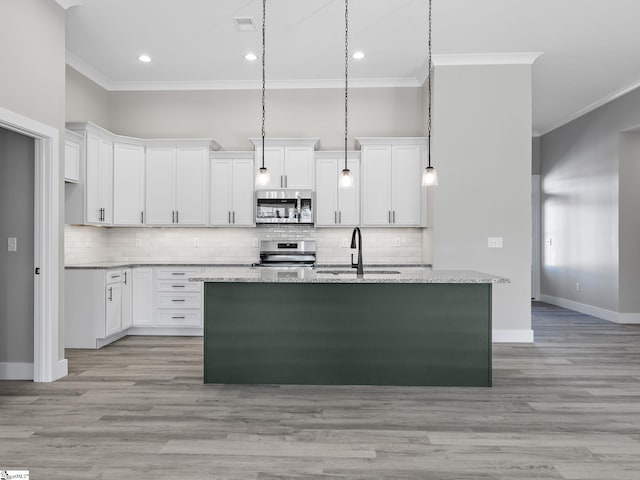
[315,269,401,275]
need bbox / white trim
[531,175,541,300]
[249,138,321,149]
[355,137,427,148]
[0,106,65,383]
[210,150,254,160]
[66,52,115,91]
[0,362,34,380]
[538,294,640,324]
[492,329,534,343]
[432,53,542,67]
[54,0,82,10]
[127,327,203,336]
[540,78,640,136]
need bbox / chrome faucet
[350,227,364,278]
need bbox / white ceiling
[64,0,640,135]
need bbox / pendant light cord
[261,0,266,169]
[344,0,349,171]
[427,0,432,168]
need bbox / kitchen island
[192,267,508,387]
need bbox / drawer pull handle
[171,299,186,302]
[172,285,186,288]
[172,316,186,319]
[171,273,186,276]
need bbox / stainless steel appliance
[255,190,314,224]
[258,240,316,267]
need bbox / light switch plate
[487,237,503,248]
[8,237,17,252]
[135,238,143,248]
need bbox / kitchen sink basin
[315,269,401,275]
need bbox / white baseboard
[128,327,203,336]
[492,329,534,343]
[53,359,68,381]
[0,362,34,380]
[539,295,640,324]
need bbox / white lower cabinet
[153,267,203,328]
[121,268,133,330]
[132,268,154,326]
[65,268,127,349]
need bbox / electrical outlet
[545,236,553,246]
[135,238,143,248]
[487,237,503,248]
[393,238,401,247]
[192,238,200,247]
[341,238,349,248]
[576,282,580,291]
[7,237,17,252]
[252,238,259,248]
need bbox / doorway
[0,106,65,382]
[0,128,35,378]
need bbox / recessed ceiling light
[138,54,151,63]
[352,51,365,60]
[244,53,257,61]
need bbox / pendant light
[421,0,439,187]
[339,0,353,189]
[255,0,271,187]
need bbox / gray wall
[0,0,66,362]
[540,85,640,313]
[0,128,35,363]
[431,64,533,335]
[107,87,424,149]
[618,133,640,313]
[66,65,110,127]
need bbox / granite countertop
[190,266,509,284]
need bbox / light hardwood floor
[1,302,640,479]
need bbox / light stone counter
[191,266,509,284]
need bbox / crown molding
[432,52,542,66]
[54,0,82,10]
[539,78,640,136]
[66,52,115,90]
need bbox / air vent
[233,17,255,32]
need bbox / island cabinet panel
[204,282,492,386]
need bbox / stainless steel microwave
[255,190,314,225]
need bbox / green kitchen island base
[204,282,492,387]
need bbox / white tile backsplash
[65,225,428,265]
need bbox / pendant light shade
[422,0,439,187]
[340,168,353,188]
[255,0,271,187]
[339,0,353,189]
[421,165,438,186]
[255,166,271,187]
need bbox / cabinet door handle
[285,175,288,188]
[123,272,127,285]
[108,287,112,301]
[172,210,175,223]
[393,211,396,223]
[388,211,392,224]
[232,211,235,224]
[228,211,231,224]
[339,211,342,224]
[141,211,144,224]
[280,175,284,188]
[176,211,179,223]
[334,211,337,224]
[171,299,186,302]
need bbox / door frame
[531,175,541,300]
[0,106,66,382]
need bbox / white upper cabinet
[113,142,145,226]
[315,153,360,227]
[358,138,426,227]
[145,142,213,226]
[64,129,82,183]
[210,153,255,226]
[251,138,319,190]
[85,129,114,225]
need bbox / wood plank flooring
[1,301,640,479]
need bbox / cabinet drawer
[156,267,202,280]
[106,270,122,285]
[156,292,201,309]
[156,311,202,327]
[156,279,201,292]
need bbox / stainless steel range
[258,240,316,267]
